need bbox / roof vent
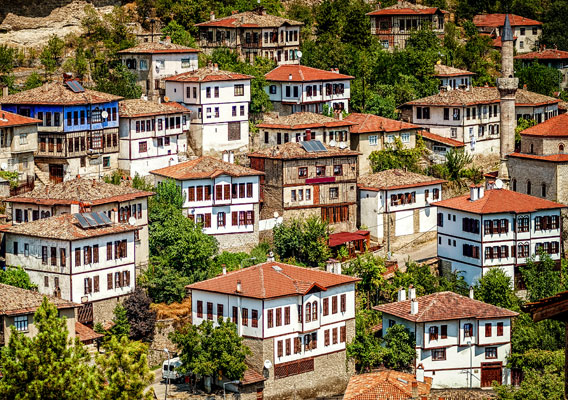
[272,265,282,272]
[236,280,242,293]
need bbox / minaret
[497,14,518,184]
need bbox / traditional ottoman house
[196,9,303,65]
[264,65,353,115]
[375,289,518,389]
[0,283,78,346]
[0,110,39,186]
[473,14,542,53]
[515,49,568,90]
[358,169,445,251]
[164,66,252,156]
[257,112,353,149]
[344,113,420,175]
[367,1,448,50]
[2,212,138,325]
[150,156,263,252]
[186,260,360,399]
[5,178,153,272]
[0,78,122,183]
[420,130,465,157]
[433,64,475,91]
[248,141,359,232]
[118,39,199,101]
[118,99,190,177]
[434,185,565,287]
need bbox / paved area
[389,238,438,268]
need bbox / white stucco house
[375,289,518,389]
[118,99,190,177]
[186,260,360,399]
[433,64,474,91]
[164,66,253,156]
[358,169,445,248]
[150,156,263,252]
[434,185,565,287]
[264,65,353,116]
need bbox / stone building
[0,79,122,183]
[515,49,568,90]
[345,113,420,175]
[186,261,360,400]
[196,9,303,65]
[0,110,39,184]
[367,1,448,50]
[248,141,360,233]
[264,65,353,115]
[473,13,542,53]
[118,39,199,101]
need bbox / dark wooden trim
[284,202,356,211]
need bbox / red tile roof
[515,49,568,61]
[433,64,475,77]
[187,261,360,300]
[150,156,264,180]
[195,11,302,28]
[241,366,266,385]
[473,13,542,27]
[344,371,432,400]
[164,67,253,83]
[0,82,122,106]
[432,188,565,215]
[257,112,354,130]
[374,291,518,323]
[419,130,465,147]
[508,152,568,162]
[118,42,199,54]
[344,113,418,134]
[248,141,360,160]
[519,113,568,137]
[265,65,353,82]
[0,283,77,316]
[0,110,40,127]
[328,230,369,247]
[367,1,447,16]
[358,169,446,191]
[75,322,104,342]
[163,102,191,113]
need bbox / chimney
[236,280,242,293]
[411,381,418,398]
[397,287,406,302]
[469,285,474,299]
[523,84,527,90]
[222,264,227,275]
[232,10,238,15]
[222,151,229,163]
[416,364,425,383]
[409,285,416,300]
[210,11,215,21]
[478,184,485,198]
[214,63,219,71]
[470,184,478,201]
[1,86,8,97]
[70,202,80,214]
[267,251,275,262]
[288,74,293,81]
[229,150,234,164]
[164,36,171,44]
[410,298,418,315]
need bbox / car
[162,357,187,383]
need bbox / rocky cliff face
[0,0,119,20]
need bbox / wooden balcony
[36,129,119,159]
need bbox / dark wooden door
[481,362,502,387]
[49,165,64,184]
[313,185,319,205]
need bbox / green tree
[94,63,142,99]
[343,254,388,306]
[40,35,65,76]
[0,44,16,75]
[140,264,190,304]
[541,0,568,52]
[520,251,565,302]
[0,266,38,290]
[0,298,97,400]
[511,312,565,356]
[95,335,154,400]
[110,303,131,338]
[346,308,384,372]
[162,20,197,48]
[368,137,425,173]
[23,72,43,91]
[382,324,417,371]
[515,117,536,146]
[123,288,157,342]
[170,319,251,380]
[516,61,562,96]
[62,46,89,80]
[474,268,519,311]
[494,364,564,400]
[443,148,473,182]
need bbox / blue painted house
[0,79,123,183]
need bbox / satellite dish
[297,50,303,59]
[164,96,170,103]
[273,211,279,218]
[495,179,504,189]
[101,110,109,119]
[0,163,7,171]
[329,140,337,147]
[338,142,347,149]
[264,360,272,369]
[128,216,136,226]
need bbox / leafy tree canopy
[0,266,38,290]
[474,268,519,311]
[273,216,331,267]
[516,61,562,97]
[123,288,157,342]
[369,137,425,173]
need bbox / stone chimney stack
[497,14,518,184]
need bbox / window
[217,212,226,227]
[14,315,28,332]
[242,308,248,326]
[324,329,330,346]
[443,108,450,120]
[333,165,343,176]
[340,294,346,312]
[329,187,339,199]
[497,322,504,336]
[369,135,378,146]
[451,128,457,138]
[401,133,410,143]
[332,328,338,344]
[312,301,318,321]
[234,84,244,96]
[305,303,311,323]
[267,309,273,328]
[542,183,547,197]
[232,306,238,324]
[284,306,290,325]
[453,108,460,120]
[441,325,447,339]
[340,326,346,343]
[316,166,326,176]
[41,246,48,264]
[276,308,282,326]
[429,326,439,340]
[139,141,147,153]
[323,298,329,316]
[240,105,245,116]
[485,323,492,337]
[277,341,283,358]
[386,134,395,143]
[485,347,498,359]
[527,180,531,195]
[298,167,307,178]
[432,348,446,361]
[464,323,474,337]
[332,296,338,314]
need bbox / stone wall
[148,317,188,367]
[216,231,260,253]
[508,157,560,201]
[92,296,124,325]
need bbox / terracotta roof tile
[187,261,360,300]
[367,1,447,16]
[7,178,154,206]
[433,64,475,77]
[163,102,191,113]
[344,113,419,134]
[473,13,542,27]
[519,113,568,137]
[374,291,518,323]
[150,156,264,180]
[3,214,139,241]
[241,366,266,385]
[0,110,41,127]
[118,41,199,54]
[344,371,432,400]
[0,82,122,106]
[419,130,465,147]
[75,321,104,342]
[119,99,188,118]
[508,152,568,162]
[432,188,565,215]
[515,49,568,60]
[248,141,359,160]
[0,283,77,315]
[164,67,253,83]
[358,169,446,191]
[265,65,353,82]
[196,11,302,28]
[257,112,353,130]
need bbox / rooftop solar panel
[74,213,90,229]
[312,140,327,152]
[91,212,105,226]
[301,141,315,152]
[65,80,85,93]
[83,213,98,227]
[99,212,112,225]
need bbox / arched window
[305,303,311,323]
[542,183,547,197]
[512,179,517,191]
[560,143,565,153]
[312,301,318,321]
[527,180,531,195]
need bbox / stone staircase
[34,164,50,186]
